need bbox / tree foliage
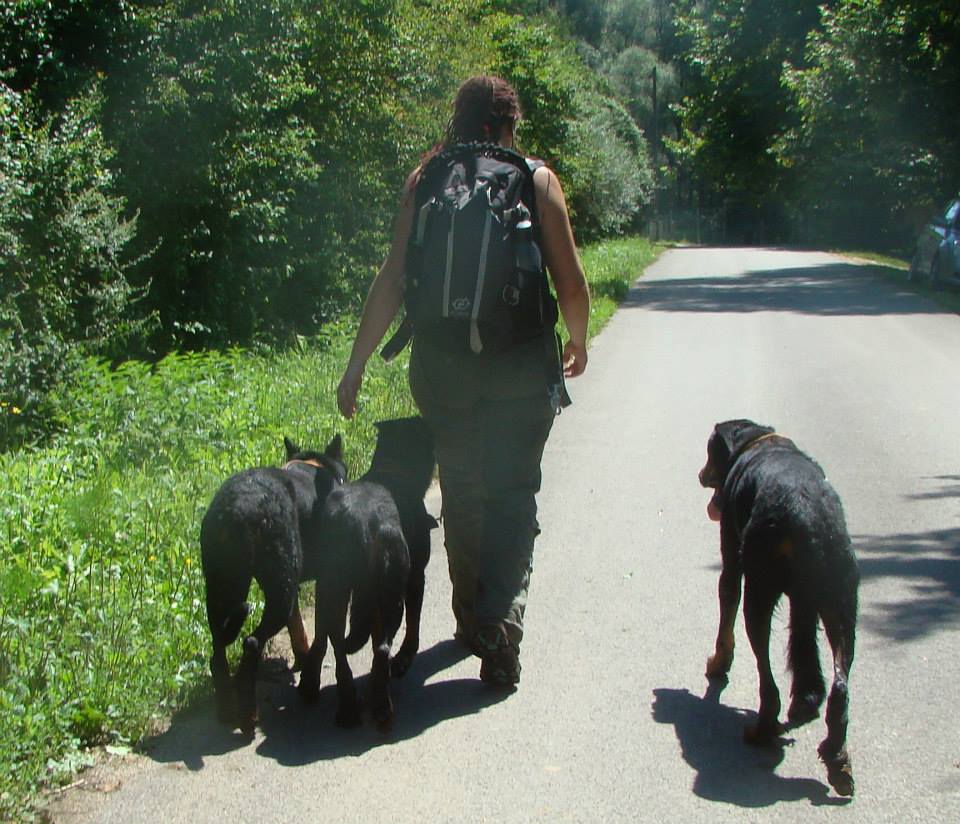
[0,81,150,448]
[779,0,960,248]
[0,0,653,447]
[671,0,824,241]
[97,0,405,350]
[671,0,960,249]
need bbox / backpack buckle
[502,284,520,307]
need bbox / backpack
[402,143,557,354]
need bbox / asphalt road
[47,248,960,823]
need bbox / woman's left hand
[337,365,364,419]
[562,340,588,378]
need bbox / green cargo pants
[409,333,556,652]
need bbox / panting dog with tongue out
[698,419,861,797]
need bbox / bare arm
[337,171,418,418]
[534,165,590,377]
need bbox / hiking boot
[477,623,521,687]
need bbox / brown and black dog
[200,435,346,735]
[297,416,436,730]
[699,419,860,796]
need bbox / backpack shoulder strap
[422,142,536,182]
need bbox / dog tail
[221,602,253,646]
[343,525,410,654]
[343,581,374,654]
[378,529,410,643]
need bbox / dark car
[909,197,960,287]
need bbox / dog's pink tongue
[707,492,722,522]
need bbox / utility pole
[651,66,660,241]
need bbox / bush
[488,12,653,242]
[0,81,151,451]
[101,0,406,351]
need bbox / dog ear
[283,436,299,459]
[716,419,775,457]
[325,433,343,459]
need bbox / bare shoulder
[533,163,558,192]
[400,167,422,206]
[532,165,572,226]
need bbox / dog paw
[335,705,362,729]
[372,703,395,733]
[705,653,732,678]
[297,678,320,704]
[237,711,258,738]
[787,692,824,726]
[390,653,412,679]
[818,742,855,797]
[743,720,783,746]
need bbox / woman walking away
[337,75,590,688]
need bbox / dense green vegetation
[0,235,659,820]
[5,1,959,451]
[1,0,655,452]
[671,0,959,247]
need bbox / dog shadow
[140,656,297,771]
[255,638,510,766]
[142,639,505,770]
[651,680,849,808]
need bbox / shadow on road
[624,263,943,316]
[255,638,510,765]
[141,639,506,770]
[139,656,295,771]
[906,475,960,502]
[855,522,960,642]
[651,681,847,807]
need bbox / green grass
[580,236,664,337]
[0,235,660,821]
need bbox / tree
[0,81,149,448]
[101,0,405,349]
[490,12,653,239]
[780,0,960,249]
[671,0,825,242]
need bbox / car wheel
[928,252,941,288]
[908,250,923,282]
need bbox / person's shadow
[142,639,507,769]
[651,679,850,807]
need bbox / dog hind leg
[787,594,826,725]
[392,527,428,677]
[742,580,784,745]
[298,579,333,703]
[818,601,857,796]
[369,612,395,731]
[287,598,309,671]
[234,589,295,735]
[323,585,361,728]
[371,531,408,728]
[203,567,252,724]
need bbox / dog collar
[283,458,323,471]
[283,458,345,483]
[731,432,785,465]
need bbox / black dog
[200,435,345,734]
[297,417,436,730]
[698,419,859,796]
